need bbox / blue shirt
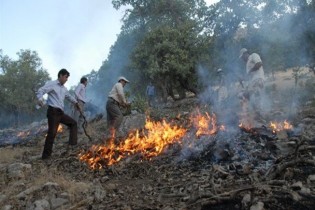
[146,85,155,96]
[36,80,77,111]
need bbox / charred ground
[1,94,315,210]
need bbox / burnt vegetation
[1,0,315,209]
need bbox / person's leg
[250,79,265,125]
[60,113,77,145]
[112,107,123,129]
[106,100,116,137]
[42,107,61,159]
[106,100,114,129]
[106,102,123,133]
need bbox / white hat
[217,68,222,73]
[118,76,130,83]
[239,48,248,58]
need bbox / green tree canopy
[0,49,50,127]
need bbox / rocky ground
[1,69,315,210]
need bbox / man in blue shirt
[146,82,155,107]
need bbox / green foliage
[130,94,147,113]
[0,50,50,127]
[87,0,315,108]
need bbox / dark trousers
[42,106,77,159]
[106,98,123,133]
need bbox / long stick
[78,108,92,142]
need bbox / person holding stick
[72,77,88,134]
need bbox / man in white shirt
[239,48,265,124]
[72,77,88,133]
[106,76,130,137]
[36,69,80,159]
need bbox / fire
[269,120,293,133]
[190,110,218,137]
[239,122,252,132]
[17,131,31,138]
[79,118,187,169]
[57,125,63,132]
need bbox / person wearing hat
[106,76,130,137]
[239,48,265,125]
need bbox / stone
[250,201,265,210]
[31,199,50,210]
[50,197,69,209]
[42,182,60,191]
[16,186,41,199]
[2,205,13,210]
[7,163,32,180]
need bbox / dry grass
[0,147,26,164]
[0,165,92,208]
[35,171,91,202]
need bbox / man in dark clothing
[36,69,80,159]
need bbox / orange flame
[79,118,187,169]
[269,120,293,133]
[190,111,218,137]
[239,122,252,132]
[57,125,63,133]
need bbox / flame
[57,125,63,132]
[269,120,293,133]
[17,131,31,138]
[190,110,218,137]
[79,118,187,169]
[239,122,252,132]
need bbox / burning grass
[269,120,293,133]
[79,118,187,169]
[79,111,221,169]
[80,111,294,170]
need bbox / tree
[0,49,50,127]
[111,0,209,101]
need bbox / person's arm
[36,81,53,106]
[146,86,149,95]
[116,83,128,106]
[249,62,262,73]
[74,84,80,98]
[249,53,263,73]
[36,82,52,99]
[75,84,84,102]
[65,89,79,109]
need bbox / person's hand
[75,103,82,112]
[37,99,44,107]
[122,102,131,108]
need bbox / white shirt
[36,80,77,111]
[246,53,265,82]
[108,82,127,105]
[75,83,86,103]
